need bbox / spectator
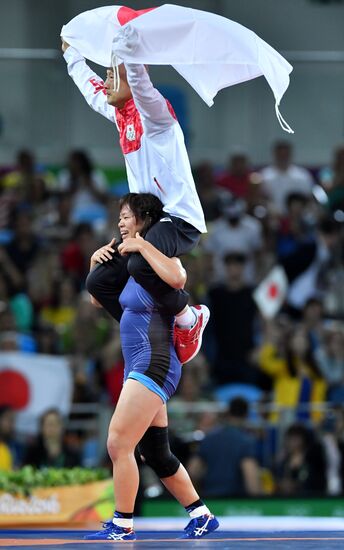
[258,324,326,422]
[193,161,221,222]
[0,406,23,470]
[0,184,15,232]
[96,196,121,242]
[4,209,40,283]
[27,249,62,311]
[37,192,75,243]
[203,194,263,283]
[216,152,252,199]
[56,150,108,224]
[319,145,344,210]
[0,331,19,352]
[260,141,314,214]
[24,408,81,468]
[98,327,124,406]
[183,251,212,304]
[61,223,97,287]
[40,277,78,334]
[275,424,326,495]
[316,325,344,400]
[169,353,213,436]
[281,218,340,316]
[69,295,110,356]
[35,325,61,355]
[0,271,33,332]
[328,409,344,494]
[207,253,262,387]
[276,192,314,259]
[0,308,17,334]
[57,150,107,198]
[188,397,261,496]
[328,151,344,210]
[1,150,52,200]
[320,412,343,495]
[0,308,36,353]
[301,297,325,351]
[67,297,110,403]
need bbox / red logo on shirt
[115,100,143,154]
[89,77,107,96]
[115,99,177,155]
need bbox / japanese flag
[253,266,288,319]
[61,4,293,133]
[0,352,73,435]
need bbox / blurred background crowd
[1,140,344,500]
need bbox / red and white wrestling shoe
[174,305,210,364]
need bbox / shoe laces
[101,520,115,532]
[183,517,199,534]
[103,520,133,535]
[175,316,202,345]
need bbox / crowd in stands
[0,141,344,498]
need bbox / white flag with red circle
[61,4,293,132]
[253,266,288,319]
[0,352,72,435]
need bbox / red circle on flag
[117,6,156,26]
[0,370,30,410]
[268,283,279,299]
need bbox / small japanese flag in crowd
[253,266,289,319]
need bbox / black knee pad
[138,426,180,479]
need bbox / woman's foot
[84,520,136,541]
[180,513,219,539]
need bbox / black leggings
[86,216,200,321]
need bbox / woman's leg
[107,379,163,512]
[140,404,200,506]
[138,404,219,539]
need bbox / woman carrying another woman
[86,192,218,541]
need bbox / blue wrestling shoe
[180,513,219,539]
[84,520,136,541]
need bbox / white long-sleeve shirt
[64,47,206,233]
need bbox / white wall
[0,0,344,167]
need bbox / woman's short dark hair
[119,193,164,236]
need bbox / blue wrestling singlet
[119,276,182,402]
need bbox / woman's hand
[118,232,145,255]
[91,238,116,264]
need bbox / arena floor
[1,518,344,549]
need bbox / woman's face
[118,204,144,240]
[42,412,63,440]
[290,330,309,356]
[285,433,305,455]
[328,331,344,356]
